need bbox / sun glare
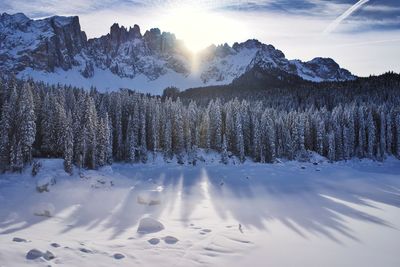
[159,6,243,53]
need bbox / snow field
[0,156,400,266]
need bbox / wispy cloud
[323,0,370,34]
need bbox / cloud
[323,0,370,34]
[0,0,125,17]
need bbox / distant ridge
[0,12,355,93]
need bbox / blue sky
[1,0,400,76]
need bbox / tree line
[0,74,399,174]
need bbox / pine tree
[113,94,124,160]
[174,106,185,164]
[83,95,98,169]
[96,117,107,167]
[0,101,11,172]
[328,130,336,162]
[10,136,23,172]
[283,125,294,160]
[127,115,137,162]
[53,97,67,157]
[236,114,245,163]
[139,109,148,163]
[396,113,400,158]
[105,113,113,165]
[0,73,398,171]
[200,112,211,151]
[343,126,351,160]
[221,134,229,164]
[357,107,366,157]
[265,115,276,163]
[151,101,160,160]
[252,105,262,162]
[379,109,386,159]
[316,119,325,155]
[164,119,173,161]
[40,93,53,155]
[332,108,343,160]
[18,83,36,164]
[209,100,222,151]
[252,117,262,162]
[73,91,86,169]
[386,112,392,155]
[64,110,74,174]
[366,110,375,158]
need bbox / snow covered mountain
[0,13,356,93]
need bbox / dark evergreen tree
[64,110,74,174]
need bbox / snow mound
[137,217,164,234]
[36,175,56,193]
[137,190,162,206]
[26,249,54,260]
[26,249,43,260]
[32,202,55,217]
[43,250,55,260]
[100,165,113,174]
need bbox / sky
[1,0,400,76]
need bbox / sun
[159,5,242,53]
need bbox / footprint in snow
[113,253,125,260]
[148,238,160,245]
[200,229,212,235]
[12,237,28,243]
[79,248,93,253]
[163,236,179,244]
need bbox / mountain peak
[0,12,30,24]
[48,15,78,27]
[233,39,263,50]
[1,13,356,93]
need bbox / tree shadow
[203,162,400,243]
[0,160,399,245]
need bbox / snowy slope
[17,67,231,95]
[1,13,356,93]
[0,157,400,266]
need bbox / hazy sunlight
[159,5,243,52]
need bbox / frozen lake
[0,157,400,267]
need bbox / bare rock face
[0,13,87,73]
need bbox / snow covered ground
[1,155,400,267]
